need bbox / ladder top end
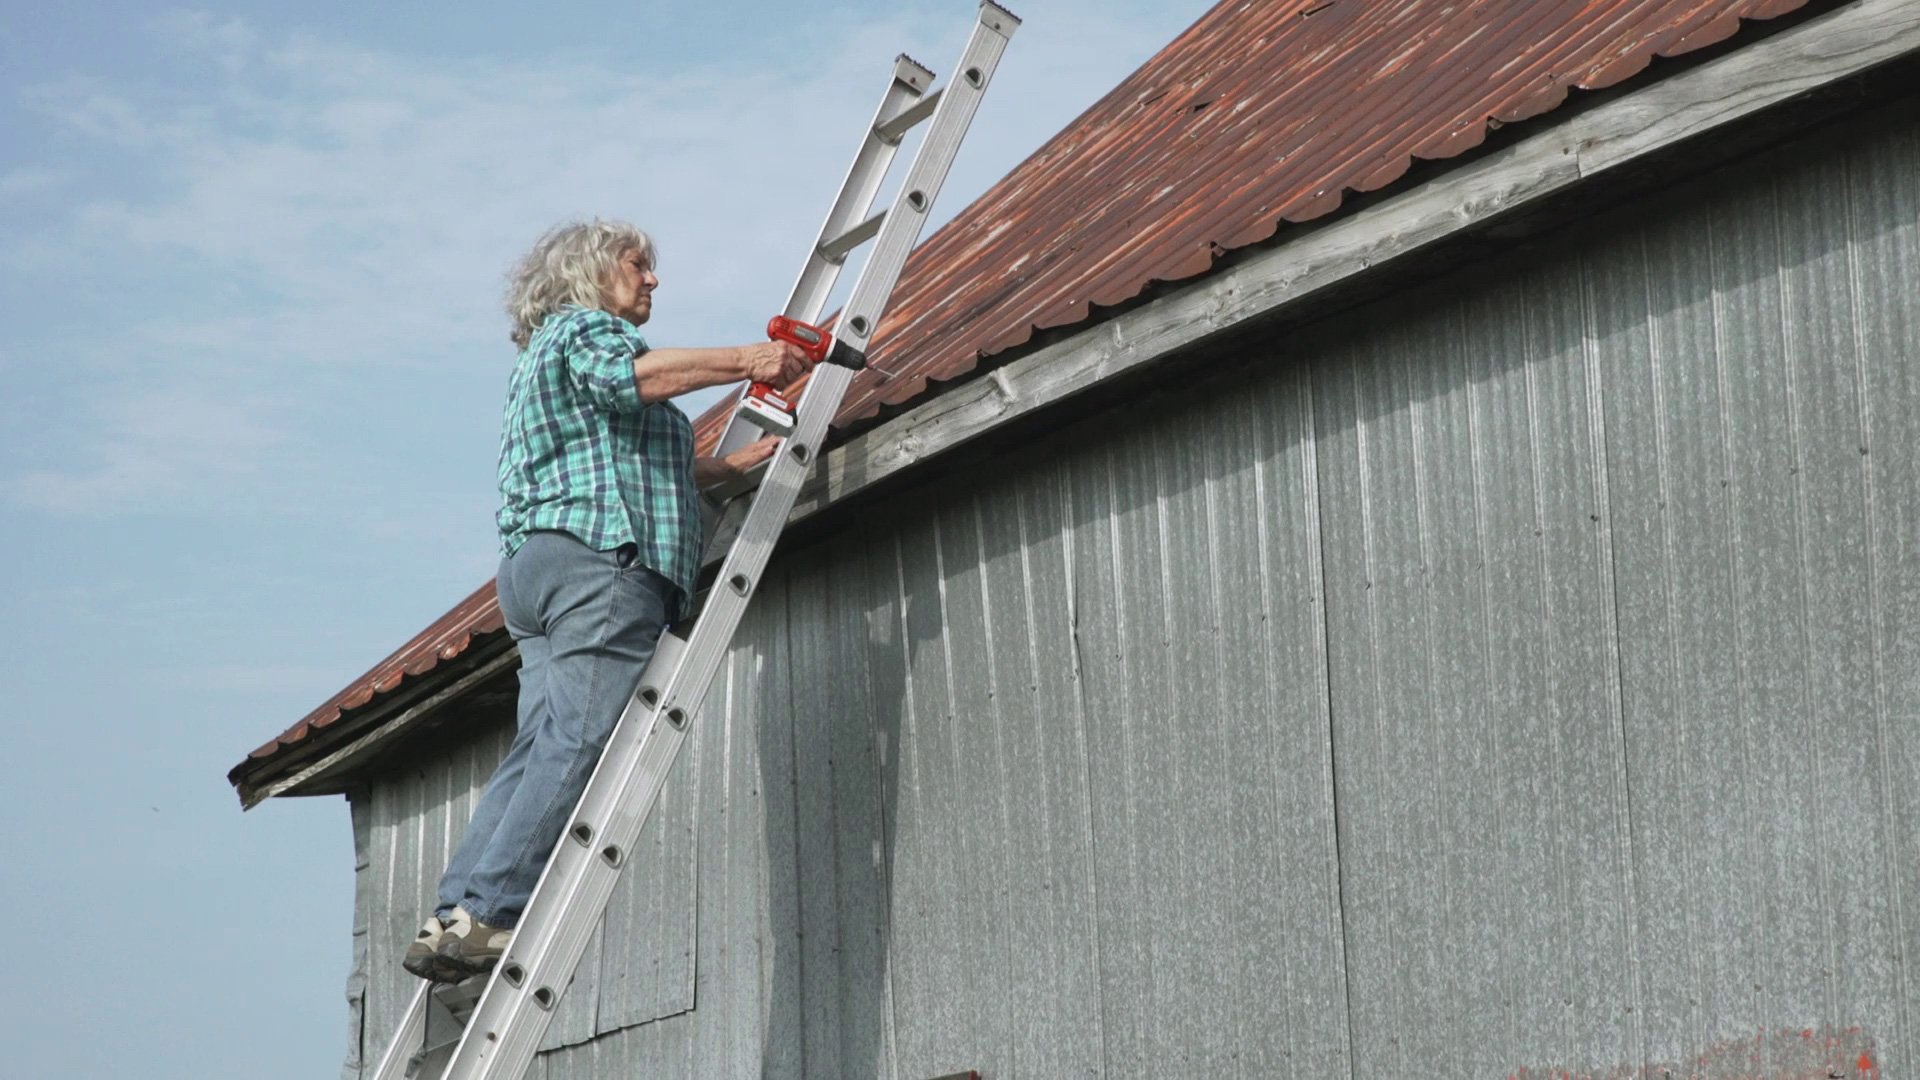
[980,0,1023,30]
[893,53,935,89]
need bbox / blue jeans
[434,530,673,928]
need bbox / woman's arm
[633,342,812,403]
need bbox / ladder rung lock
[791,443,811,464]
[728,573,752,596]
[819,211,887,263]
[907,189,927,212]
[638,685,660,706]
[875,88,943,143]
[666,707,688,729]
[532,988,556,1011]
[600,845,623,868]
[569,823,592,846]
[502,964,525,988]
[965,66,985,88]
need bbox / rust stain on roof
[235,0,1818,785]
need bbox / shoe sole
[403,950,470,984]
[436,945,505,979]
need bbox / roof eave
[230,633,518,808]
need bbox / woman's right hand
[738,341,813,386]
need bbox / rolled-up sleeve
[562,309,648,413]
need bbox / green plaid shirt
[497,306,700,615]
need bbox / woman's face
[605,248,658,325]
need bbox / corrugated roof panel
[689,0,1816,447]
[236,580,503,766]
[234,0,1818,782]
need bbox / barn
[228,1,1920,1076]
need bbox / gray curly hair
[505,218,657,348]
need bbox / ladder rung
[874,87,943,144]
[818,210,887,264]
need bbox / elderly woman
[404,219,811,982]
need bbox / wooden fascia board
[239,643,519,808]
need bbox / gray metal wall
[349,100,1920,1079]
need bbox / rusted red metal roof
[690,0,1816,445]
[235,580,503,768]
[234,0,1817,785]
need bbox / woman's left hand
[694,435,783,490]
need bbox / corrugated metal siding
[1310,101,1920,1077]
[351,102,1920,1077]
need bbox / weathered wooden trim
[240,645,519,807]
[782,0,1919,525]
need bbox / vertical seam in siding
[1349,345,1403,1080]
[1006,478,1046,1077]
[1306,358,1361,1080]
[1773,170,1840,1026]
[887,531,917,1080]
[1459,299,1518,1064]
[1641,225,1706,1053]
[1150,415,1180,1071]
[1707,200,1768,1033]
[1844,132,1912,1063]
[1105,440,1147,1073]
[779,567,811,1079]
[1580,245,1646,1065]
[1251,360,1298,1072]
[1406,317,1459,1071]
[1058,457,1113,1079]
[1199,385,1238,1080]
[971,490,1019,1074]
[855,535,903,1080]
[1521,276,1575,1065]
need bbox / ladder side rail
[714,56,929,463]
[714,2,1017,465]
[830,3,1019,362]
[785,55,934,326]
[367,983,433,1080]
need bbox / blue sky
[0,2,1206,1076]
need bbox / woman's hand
[737,341,813,386]
[694,434,783,491]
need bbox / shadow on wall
[752,515,920,1080]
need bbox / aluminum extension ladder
[370,6,1020,1078]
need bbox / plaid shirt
[497,306,700,615]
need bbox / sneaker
[435,904,513,976]
[402,913,462,983]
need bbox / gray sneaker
[402,913,463,983]
[436,904,513,976]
